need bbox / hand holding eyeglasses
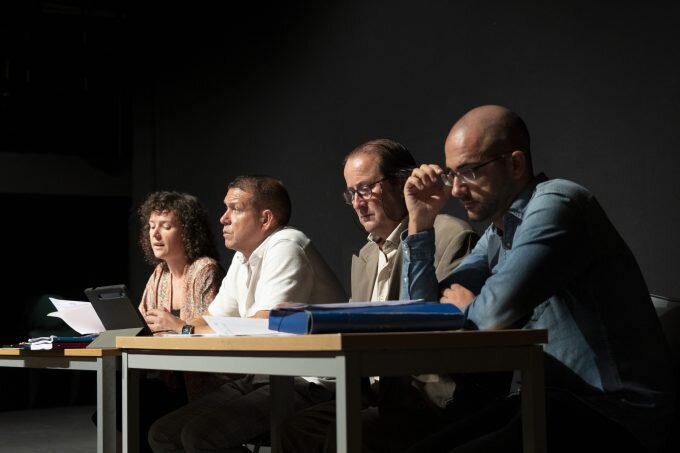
[404,164,452,234]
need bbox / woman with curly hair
[138,191,224,333]
[98,192,225,452]
[138,191,231,406]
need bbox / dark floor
[0,405,97,452]
[0,404,273,453]
[0,366,271,453]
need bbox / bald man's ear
[509,150,528,180]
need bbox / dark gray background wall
[129,1,680,298]
[2,1,680,318]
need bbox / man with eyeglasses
[342,138,477,303]
[277,139,487,452]
[400,105,676,452]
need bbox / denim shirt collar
[491,173,549,247]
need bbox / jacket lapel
[351,242,379,301]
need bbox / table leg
[122,352,140,453]
[521,345,546,453]
[97,355,117,453]
[335,354,362,453]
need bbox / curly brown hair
[138,191,220,266]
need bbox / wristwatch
[181,324,195,335]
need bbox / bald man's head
[446,105,532,170]
[444,105,534,227]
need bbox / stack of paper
[203,316,289,336]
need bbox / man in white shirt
[208,176,346,319]
[148,175,346,452]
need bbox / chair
[651,293,680,453]
[23,294,83,408]
[651,294,680,374]
[25,293,79,339]
[245,435,271,453]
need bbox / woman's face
[148,210,185,263]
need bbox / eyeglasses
[342,177,389,205]
[443,154,508,185]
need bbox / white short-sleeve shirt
[209,227,346,318]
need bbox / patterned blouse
[139,256,229,400]
[139,256,223,320]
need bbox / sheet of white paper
[48,298,105,335]
[49,298,88,311]
[203,315,290,336]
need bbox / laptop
[84,284,152,348]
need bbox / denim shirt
[401,174,676,451]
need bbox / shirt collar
[491,173,549,245]
[235,226,285,266]
[368,217,408,253]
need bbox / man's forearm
[400,229,440,301]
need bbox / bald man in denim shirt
[401,105,676,453]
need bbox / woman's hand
[145,307,183,333]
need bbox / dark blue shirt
[401,174,676,451]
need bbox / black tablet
[84,284,152,336]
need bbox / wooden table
[0,347,120,453]
[118,329,547,453]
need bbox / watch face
[182,325,194,335]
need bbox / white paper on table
[47,298,105,335]
[203,315,290,336]
[274,299,425,310]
